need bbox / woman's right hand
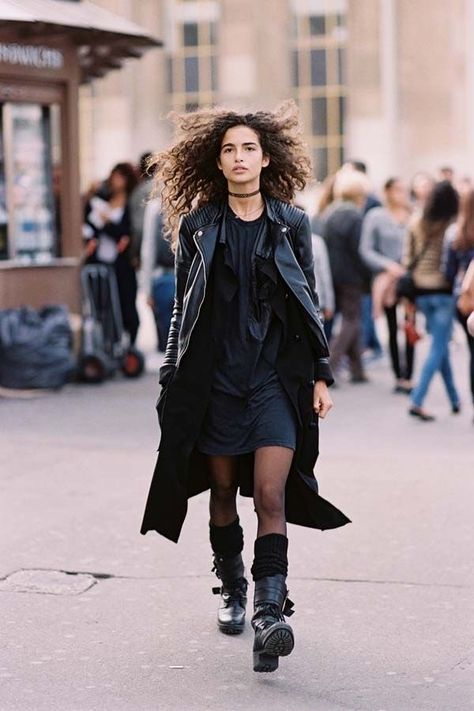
[84,239,97,258]
[387,262,406,278]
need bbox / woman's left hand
[313,380,333,419]
[117,235,131,253]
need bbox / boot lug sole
[253,624,294,672]
[253,651,279,673]
[218,621,245,635]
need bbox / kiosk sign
[0,44,64,70]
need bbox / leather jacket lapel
[194,222,220,276]
[272,221,321,327]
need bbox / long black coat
[141,199,350,542]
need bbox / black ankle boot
[212,553,248,635]
[251,574,295,672]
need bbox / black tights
[385,304,414,380]
[208,446,293,537]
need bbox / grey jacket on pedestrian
[140,199,171,298]
[359,207,407,273]
[311,233,335,313]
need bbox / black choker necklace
[228,188,260,198]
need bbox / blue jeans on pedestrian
[152,273,175,352]
[411,294,459,408]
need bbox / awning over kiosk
[0,0,162,310]
[0,0,162,82]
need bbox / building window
[290,1,347,181]
[167,2,219,112]
[0,102,61,263]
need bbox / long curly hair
[149,100,312,248]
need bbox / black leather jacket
[159,196,332,386]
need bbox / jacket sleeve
[312,234,335,313]
[359,211,392,273]
[158,215,195,386]
[294,214,334,385]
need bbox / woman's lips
[232,167,248,172]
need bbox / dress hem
[197,439,296,457]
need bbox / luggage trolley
[79,264,144,383]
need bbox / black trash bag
[0,305,75,389]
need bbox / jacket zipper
[175,230,208,368]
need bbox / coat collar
[192,195,286,263]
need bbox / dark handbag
[396,272,417,300]
[396,240,431,301]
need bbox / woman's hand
[313,380,333,419]
[387,261,406,278]
[117,235,130,253]
[84,238,97,258]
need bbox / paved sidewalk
[0,333,473,711]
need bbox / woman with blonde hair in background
[323,169,371,383]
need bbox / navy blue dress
[197,209,297,456]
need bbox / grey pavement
[0,329,473,711]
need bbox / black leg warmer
[251,533,288,581]
[209,517,244,558]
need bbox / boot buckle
[283,595,295,617]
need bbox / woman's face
[386,180,408,208]
[217,125,269,187]
[411,173,434,204]
[109,170,127,193]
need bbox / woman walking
[360,177,414,393]
[445,189,474,419]
[405,181,460,421]
[140,102,350,672]
[83,163,140,345]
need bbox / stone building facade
[81,0,473,192]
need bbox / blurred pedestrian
[468,310,474,336]
[129,151,153,266]
[141,102,349,674]
[437,166,454,183]
[445,189,474,418]
[311,172,337,235]
[360,177,415,393]
[311,231,335,340]
[406,181,460,421]
[324,169,371,383]
[344,160,383,359]
[456,175,473,201]
[344,160,382,215]
[410,171,435,211]
[83,162,140,345]
[140,199,175,351]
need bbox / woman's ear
[262,154,270,168]
[217,157,223,171]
